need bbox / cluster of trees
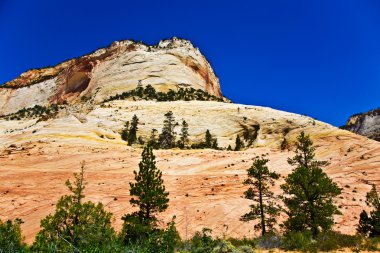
[2,132,380,252]
[240,132,380,251]
[104,84,225,103]
[121,111,222,150]
[2,104,62,121]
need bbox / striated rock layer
[0,37,222,115]
[0,100,380,244]
[0,38,380,244]
[342,108,380,141]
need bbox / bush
[257,233,282,249]
[282,231,314,251]
[0,218,27,253]
[316,231,362,251]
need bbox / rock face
[0,38,380,244]
[0,37,222,115]
[342,108,380,141]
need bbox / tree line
[121,111,247,151]
[1,132,380,252]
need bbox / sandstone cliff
[0,37,222,115]
[342,108,380,141]
[0,38,380,243]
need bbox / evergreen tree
[149,128,159,148]
[357,184,380,237]
[212,139,219,150]
[281,132,342,237]
[121,121,130,142]
[0,218,27,252]
[122,145,169,242]
[205,129,213,148]
[227,145,232,151]
[33,162,117,252]
[235,135,243,151]
[128,114,139,145]
[241,158,280,236]
[179,120,189,149]
[159,111,176,149]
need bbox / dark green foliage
[185,228,220,253]
[241,158,280,236]
[281,132,342,237]
[358,184,380,237]
[148,128,160,149]
[0,218,27,252]
[128,114,139,145]
[205,129,213,148]
[32,162,117,252]
[282,231,364,252]
[2,104,61,121]
[227,145,232,151]
[159,111,176,149]
[282,231,313,251]
[120,115,139,145]
[121,145,169,243]
[235,135,243,151]
[179,120,189,149]
[121,121,130,142]
[103,85,225,103]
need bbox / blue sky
[0,0,379,126]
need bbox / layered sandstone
[0,39,380,245]
[0,37,222,115]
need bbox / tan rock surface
[0,100,379,244]
[0,37,222,115]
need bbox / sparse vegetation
[104,84,225,103]
[1,104,62,121]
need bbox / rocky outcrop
[0,37,222,115]
[342,108,380,141]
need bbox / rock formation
[0,38,379,244]
[0,37,222,116]
[342,108,380,141]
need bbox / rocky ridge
[342,108,380,141]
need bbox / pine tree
[121,121,130,142]
[227,145,232,151]
[241,158,280,236]
[128,114,139,145]
[159,111,176,149]
[149,128,159,148]
[205,129,213,148]
[122,145,169,242]
[357,184,380,237]
[33,162,116,252]
[179,120,189,149]
[235,135,243,151]
[281,132,342,237]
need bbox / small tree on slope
[357,184,380,237]
[281,132,342,237]
[121,145,169,243]
[32,162,116,252]
[241,157,280,236]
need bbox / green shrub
[0,218,27,253]
[316,231,362,251]
[282,231,314,251]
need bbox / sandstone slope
[0,100,379,243]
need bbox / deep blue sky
[0,0,379,126]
